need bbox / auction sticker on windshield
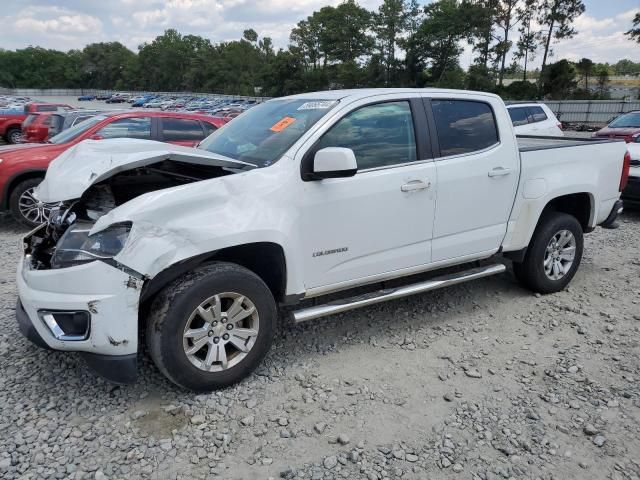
[297,101,337,110]
[270,116,297,132]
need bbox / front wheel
[513,212,584,294]
[6,127,22,144]
[146,262,277,391]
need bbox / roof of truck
[280,88,501,102]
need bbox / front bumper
[16,256,142,383]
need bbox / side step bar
[292,264,506,323]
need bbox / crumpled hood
[35,138,254,202]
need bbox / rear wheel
[513,212,583,294]
[6,127,22,144]
[9,178,54,228]
[146,262,277,391]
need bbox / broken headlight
[50,222,131,269]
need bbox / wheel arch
[505,191,594,262]
[2,169,47,209]
[140,241,288,307]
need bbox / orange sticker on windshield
[270,116,296,132]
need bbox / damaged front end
[26,154,241,271]
[18,140,252,383]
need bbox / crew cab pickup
[16,89,629,391]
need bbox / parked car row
[0,99,74,144]
[92,92,260,121]
[0,110,226,226]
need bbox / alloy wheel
[182,292,259,372]
[543,229,576,280]
[18,187,54,225]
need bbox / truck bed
[517,135,622,152]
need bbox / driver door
[298,97,437,294]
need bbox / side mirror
[89,134,104,140]
[309,147,357,180]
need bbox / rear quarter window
[528,106,548,123]
[432,100,499,157]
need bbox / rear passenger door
[425,97,519,263]
[159,118,207,146]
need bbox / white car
[507,103,564,136]
[17,88,628,390]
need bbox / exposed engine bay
[25,160,237,270]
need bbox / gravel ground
[0,208,639,480]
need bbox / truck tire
[9,177,51,228]
[146,262,277,391]
[513,212,583,294]
[6,127,22,144]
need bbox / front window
[316,101,417,170]
[198,99,338,167]
[49,115,107,144]
[609,112,640,128]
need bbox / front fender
[102,162,305,295]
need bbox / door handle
[401,180,430,192]
[488,167,512,177]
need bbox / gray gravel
[0,209,639,480]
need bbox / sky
[0,0,638,67]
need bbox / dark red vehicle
[593,111,640,142]
[0,111,225,226]
[0,103,73,144]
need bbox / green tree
[495,0,519,86]
[575,57,594,91]
[514,0,538,81]
[81,42,137,89]
[541,59,576,99]
[413,0,475,86]
[373,0,417,85]
[626,12,640,43]
[537,0,585,84]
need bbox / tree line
[0,0,639,100]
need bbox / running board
[292,264,506,323]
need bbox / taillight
[620,151,631,191]
[624,135,633,143]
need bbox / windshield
[609,112,640,128]
[49,115,106,144]
[198,99,338,167]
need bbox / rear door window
[528,106,548,123]
[508,107,529,126]
[97,117,152,139]
[431,100,499,157]
[161,118,206,141]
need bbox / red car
[0,103,73,144]
[594,111,640,142]
[0,111,224,226]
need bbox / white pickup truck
[16,89,630,391]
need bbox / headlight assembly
[50,222,131,269]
